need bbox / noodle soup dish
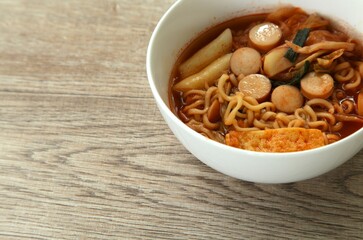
[147,0,363,183]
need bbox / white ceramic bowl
[146,0,363,183]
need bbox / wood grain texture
[0,0,362,239]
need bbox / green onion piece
[272,61,311,88]
[284,28,311,63]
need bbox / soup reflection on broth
[169,6,363,152]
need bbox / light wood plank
[0,1,362,239]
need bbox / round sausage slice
[238,74,272,102]
[271,85,304,113]
[249,22,282,52]
[230,47,261,76]
[300,72,334,99]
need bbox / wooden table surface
[1,0,362,239]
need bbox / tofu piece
[225,128,325,152]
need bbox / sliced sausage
[230,47,261,76]
[249,22,282,52]
[271,85,304,113]
[238,74,272,102]
[300,72,334,99]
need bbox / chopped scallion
[272,61,311,88]
[284,28,311,63]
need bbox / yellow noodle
[306,99,335,114]
[316,112,336,126]
[279,119,288,128]
[232,119,259,131]
[272,121,280,129]
[187,108,208,116]
[225,81,232,95]
[308,121,329,131]
[229,73,238,87]
[333,102,344,114]
[335,67,355,82]
[331,122,344,132]
[340,99,355,114]
[201,87,220,130]
[288,119,306,128]
[333,62,351,72]
[224,94,243,125]
[183,89,206,98]
[247,109,254,126]
[295,108,309,121]
[243,101,275,112]
[236,111,247,118]
[202,114,219,130]
[244,96,259,106]
[344,71,361,90]
[204,86,218,108]
[211,93,220,104]
[217,74,233,101]
[325,133,341,144]
[332,89,346,101]
[276,113,294,126]
[253,119,273,129]
[303,105,318,122]
[183,99,205,112]
[261,111,277,121]
[353,61,363,77]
